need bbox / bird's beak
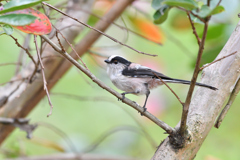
[104,59,110,64]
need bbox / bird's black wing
[122,65,218,90]
[122,66,173,80]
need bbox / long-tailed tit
[104,55,217,112]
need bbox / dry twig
[33,35,53,117]
[200,51,237,71]
[10,35,37,67]
[42,2,157,57]
[0,62,22,67]
[153,72,184,105]
[80,8,162,46]
[187,12,201,46]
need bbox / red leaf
[10,8,52,35]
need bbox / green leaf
[0,0,44,14]
[0,14,37,26]
[153,5,171,24]
[163,0,198,10]
[2,24,13,35]
[210,5,225,15]
[197,5,225,18]
[151,0,164,10]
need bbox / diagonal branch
[79,8,163,46]
[42,2,157,57]
[41,35,176,135]
[199,51,237,71]
[215,78,240,128]
[153,72,183,105]
[176,7,205,23]
[10,35,37,67]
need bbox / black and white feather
[104,55,217,112]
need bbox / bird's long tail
[163,78,218,90]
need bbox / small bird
[104,55,217,112]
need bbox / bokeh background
[0,0,240,159]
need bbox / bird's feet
[118,93,125,102]
[140,107,147,116]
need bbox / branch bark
[152,20,240,159]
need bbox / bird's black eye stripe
[110,56,131,66]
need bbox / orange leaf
[132,18,165,44]
[10,8,52,35]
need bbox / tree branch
[42,2,157,57]
[41,34,176,135]
[179,19,210,137]
[152,72,183,105]
[33,35,53,117]
[215,77,240,128]
[152,20,240,159]
[199,51,237,71]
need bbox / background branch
[215,77,240,128]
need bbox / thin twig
[37,122,78,152]
[0,62,22,67]
[176,7,205,23]
[207,0,211,6]
[216,0,222,6]
[80,8,162,45]
[15,34,31,75]
[41,55,63,59]
[42,2,157,57]
[153,72,184,105]
[40,35,175,135]
[0,77,28,86]
[53,25,89,69]
[55,31,66,52]
[33,35,53,117]
[82,126,152,153]
[200,51,237,71]
[187,12,201,46]
[10,35,37,66]
[215,78,240,128]
[179,17,211,136]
